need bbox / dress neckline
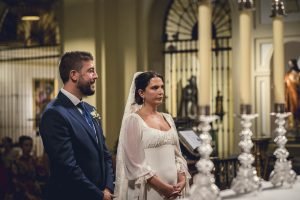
[133,112,172,132]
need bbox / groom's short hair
[59,51,94,83]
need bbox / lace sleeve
[123,114,155,180]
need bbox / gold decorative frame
[33,78,58,129]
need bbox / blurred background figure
[285,58,300,129]
[11,135,41,200]
[1,137,20,169]
[35,151,50,199]
[0,137,20,199]
[0,154,10,200]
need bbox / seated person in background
[35,151,50,198]
[0,154,10,200]
[11,135,41,200]
[1,137,20,169]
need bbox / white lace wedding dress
[120,112,190,200]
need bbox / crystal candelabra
[231,113,261,194]
[188,114,220,200]
[269,112,297,187]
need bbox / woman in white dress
[115,72,190,200]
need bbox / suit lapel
[85,107,103,147]
[57,92,100,148]
[92,118,103,144]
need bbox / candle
[272,16,285,104]
[239,10,252,105]
[198,0,212,106]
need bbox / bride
[115,71,190,199]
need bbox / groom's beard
[77,76,95,96]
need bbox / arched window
[163,0,232,156]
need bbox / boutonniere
[90,108,101,121]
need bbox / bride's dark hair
[134,71,164,105]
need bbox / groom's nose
[94,71,98,79]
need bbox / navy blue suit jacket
[39,92,114,200]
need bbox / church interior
[1,0,300,199]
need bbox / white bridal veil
[114,72,143,200]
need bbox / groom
[39,51,114,200]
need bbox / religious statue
[178,76,198,119]
[284,58,300,129]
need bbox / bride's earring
[142,97,145,106]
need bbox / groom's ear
[70,70,79,82]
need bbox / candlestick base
[231,113,261,194]
[188,114,220,200]
[269,112,297,188]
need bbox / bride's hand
[147,175,181,199]
[173,179,186,193]
[166,189,181,199]
[173,172,186,193]
[161,184,180,199]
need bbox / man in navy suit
[39,51,114,200]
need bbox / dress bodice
[119,112,190,200]
[132,113,178,149]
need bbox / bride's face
[141,77,164,106]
